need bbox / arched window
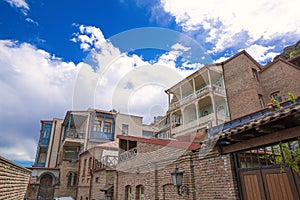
[125,185,132,200]
[136,185,145,200]
[67,172,72,186]
[73,173,77,186]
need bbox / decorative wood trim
[221,126,300,154]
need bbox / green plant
[288,92,297,103]
[264,141,300,173]
[272,98,282,109]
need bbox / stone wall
[0,156,31,200]
[54,160,78,198]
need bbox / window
[64,147,79,161]
[203,110,209,116]
[271,91,282,102]
[122,124,129,135]
[136,185,144,200]
[125,185,132,200]
[88,157,92,170]
[67,172,72,186]
[82,159,87,177]
[93,120,102,132]
[252,68,259,81]
[258,94,264,108]
[104,122,112,133]
[73,173,77,186]
[95,177,99,183]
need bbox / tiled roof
[205,102,300,144]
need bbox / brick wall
[0,156,31,200]
[90,169,116,200]
[116,141,239,200]
[260,60,300,104]
[223,53,263,119]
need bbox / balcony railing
[94,155,118,170]
[119,147,137,163]
[172,113,214,135]
[65,130,86,139]
[169,85,226,111]
[90,131,114,140]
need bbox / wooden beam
[221,126,300,154]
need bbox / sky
[0,0,300,166]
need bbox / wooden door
[39,174,54,200]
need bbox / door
[39,174,54,200]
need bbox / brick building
[0,156,31,200]
[27,109,154,200]
[157,50,300,139]
[28,50,300,199]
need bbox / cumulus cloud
[5,0,29,15]
[243,44,278,64]
[0,40,80,162]
[160,0,300,59]
[1,25,207,162]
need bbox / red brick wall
[223,53,263,119]
[116,141,239,200]
[260,60,300,104]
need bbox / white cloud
[25,18,38,26]
[160,0,300,53]
[0,40,81,162]
[5,0,29,15]
[243,44,278,63]
[0,25,203,162]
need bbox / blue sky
[0,0,300,166]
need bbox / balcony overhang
[62,137,84,146]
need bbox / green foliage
[288,92,297,103]
[263,140,300,173]
[272,98,282,109]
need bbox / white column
[208,69,218,126]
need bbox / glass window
[64,147,79,161]
[104,122,112,133]
[73,173,77,186]
[271,91,282,102]
[93,120,102,132]
[136,185,144,200]
[252,68,259,81]
[95,177,99,183]
[82,159,87,177]
[122,124,129,135]
[258,94,264,108]
[67,172,72,186]
[125,185,132,200]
